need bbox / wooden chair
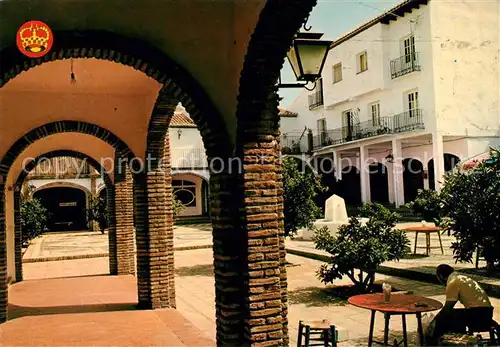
[297,319,338,347]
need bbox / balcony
[280,131,312,154]
[312,109,424,150]
[390,52,421,79]
[308,90,324,110]
[170,148,208,169]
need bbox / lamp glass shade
[286,46,301,80]
[294,40,330,80]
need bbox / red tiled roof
[278,106,298,118]
[170,104,196,127]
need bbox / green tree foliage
[88,196,108,233]
[357,202,400,226]
[173,196,186,219]
[20,185,49,244]
[406,189,443,224]
[440,148,500,268]
[315,204,409,292]
[283,157,325,236]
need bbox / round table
[348,293,443,346]
[404,226,444,255]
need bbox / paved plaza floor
[13,224,500,346]
[23,224,213,261]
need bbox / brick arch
[11,149,115,284]
[15,149,112,188]
[231,0,318,345]
[0,30,231,158]
[0,120,134,321]
[33,181,92,197]
[0,120,135,182]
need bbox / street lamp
[279,31,332,90]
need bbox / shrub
[283,157,325,236]
[406,189,443,224]
[314,205,409,292]
[87,196,108,233]
[20,186,49,245]
[173,196,186,219]
[440,148,500,268]
[357,202,400,225]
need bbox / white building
[281,0,500,207]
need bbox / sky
[278,0,402,108]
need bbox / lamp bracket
[302,15,312,31]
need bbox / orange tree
[440,148,500,269]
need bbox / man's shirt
[446,272,492,308]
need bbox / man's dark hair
[436,264,454,279]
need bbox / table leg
[437,230,444,254]
[401,314,408,347]
[368,310,376,347]
[297,320,303,347]
[416,312,425,346]
[414,232,418,254]
[383,313,390,346]
[425,233,430,256]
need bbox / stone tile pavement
[175,248,500,347]
[23,224,213,261]
[3,271,214,346]
[17,223,500,346]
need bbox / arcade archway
[34,186,88,232]
[403,158,424,202]
[369,162,389,204]
[428,153,461,190]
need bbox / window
[406,90,419,117]
[317,118,327,143]
[370,102,380,126]
[357,51,368,73]
[173,179,197,207]
[342,110,354,139]
[332,63,342,83]
[317,118,327,135]
[402,35,416,63]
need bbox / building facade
[281,0,500,207]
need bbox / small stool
[297,319,338,347]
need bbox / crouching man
[426,264,493,345]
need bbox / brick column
[275,134,289,347]
[90,175,97,231]
[106,182,117,275]
[114,155,135,276]
[238,92,285,346]
[211,167,247,345]
[13,189,22,282]
[134,133,175,309]
[0,183,7,323]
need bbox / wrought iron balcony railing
[308,90,324,110]
[393,109,424,133]
[170,148,208,168]
[312,109,425,150]
[390,52,421,79]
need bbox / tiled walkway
[23,224,213,261]
[13,225,500,346]
[2,260,214,346]
[174,248,500,347]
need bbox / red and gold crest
[16,20,53,58]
